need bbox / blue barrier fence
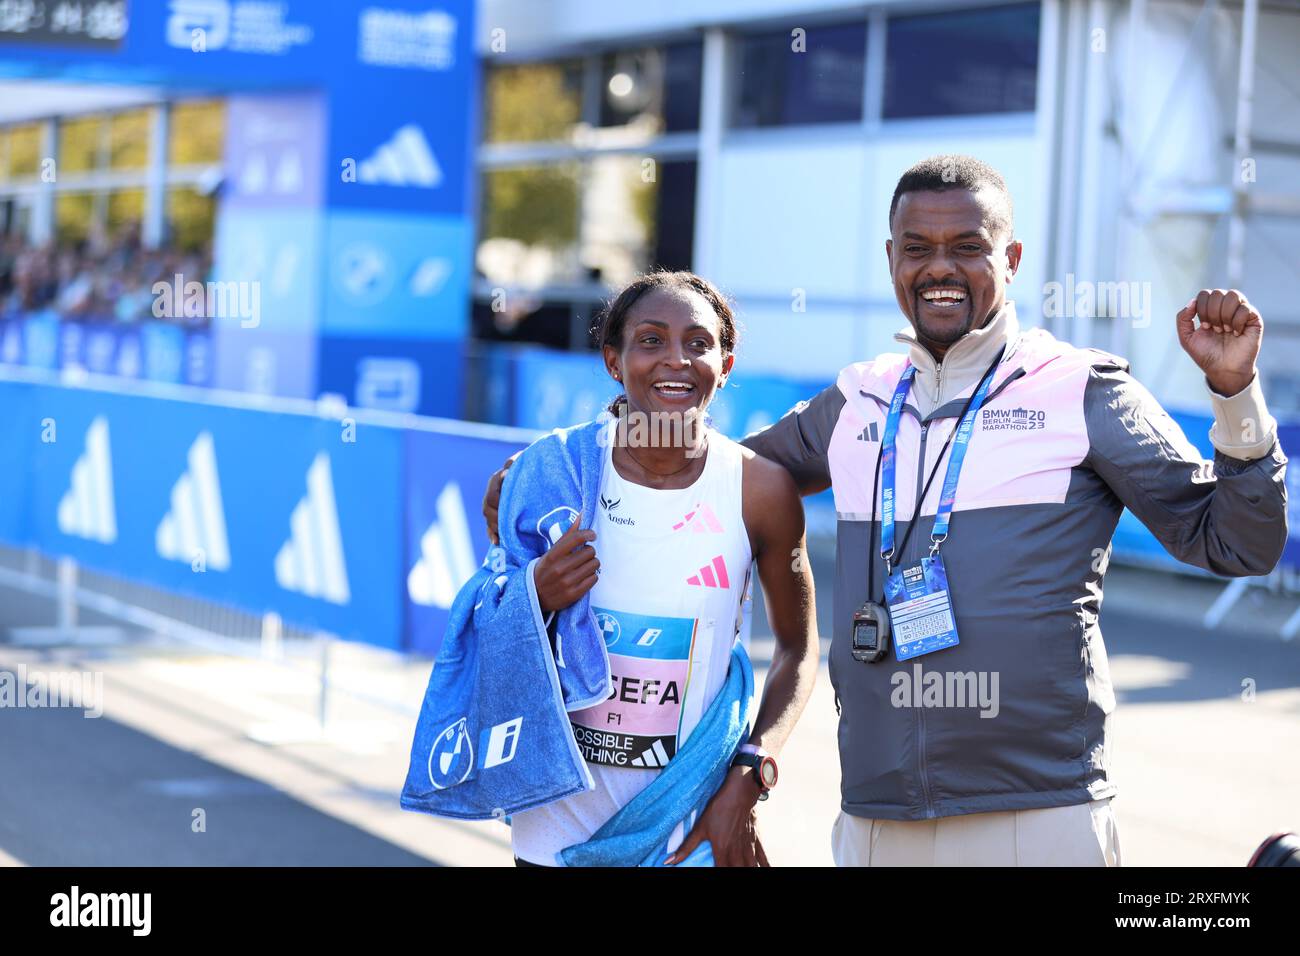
[0,369,533,657]
[1,313,215,387]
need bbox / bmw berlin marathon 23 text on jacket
[742,301,1288,822]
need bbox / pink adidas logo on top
[687,555,730,589]
[672,503,724,533]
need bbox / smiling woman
[497,268,820,867]
[593,269,738,419]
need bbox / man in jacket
[483,154,1288,866]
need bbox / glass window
[598,41,702,134]
[479,163,582,285]
[732,21,867,128]
[582,156,695,288]
[478,156,697,295]
[169,99,225,165]
[166,186,217,253]
[484,60,584,144]
[55,192,95,246]
[662,41,704,133]
[109,108,151,170]
[7,123,42,178]
[59,115,105,175]
[106,189,144,238]
[649,159,697,275]
[884,3,1040,119]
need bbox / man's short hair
[888,155,1015,240]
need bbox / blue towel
[399,420,613,820]
[561,642,754,867]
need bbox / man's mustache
[914,282,970,294]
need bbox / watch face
[759,758,778,789]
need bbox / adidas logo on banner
[631,739,673,768]
[358,124,443,187]
[57,417,117,543]
[671,502,723,533]
[857,422,879,442]
[686,555,730,589]
[156,432,231,571]
[408,482,477,609]
[274,453,351,604]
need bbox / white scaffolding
[1060,0,1299,632]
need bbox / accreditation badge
[883,554,960,661]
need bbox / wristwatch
[731,746,778,800]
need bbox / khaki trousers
[830,798,1121,866]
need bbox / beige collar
[892,300,1020,415]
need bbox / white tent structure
[1047,0,1300,412]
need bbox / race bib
[573,607,698,768]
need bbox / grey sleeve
[1083,363,1289,577]
[739,382,846,495]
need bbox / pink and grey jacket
[742,302,1288,821]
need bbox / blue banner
[16,381,407,648]
[0,0,477,417]
[1,316,213,386]
[0,373,539,651]
[512,349,613,431]
[1281,422,1300,574]
[403,426,526,656]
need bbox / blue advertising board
[0,372,541,653]
[14,379,406,648]
[1,316,213,386]
[403,425,530,656]
[1281,422,1300,574]
[0,0,477,417]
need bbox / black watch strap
[731,752,776,798]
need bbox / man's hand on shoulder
[1175,289,1262,397]
[482,452,521,546]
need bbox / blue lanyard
[879,350,1004,569]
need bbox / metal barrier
[0,541,431,747]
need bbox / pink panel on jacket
[828,330,1097,521]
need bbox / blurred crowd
[0,226,212,325]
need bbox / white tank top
[510,425,754,866]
